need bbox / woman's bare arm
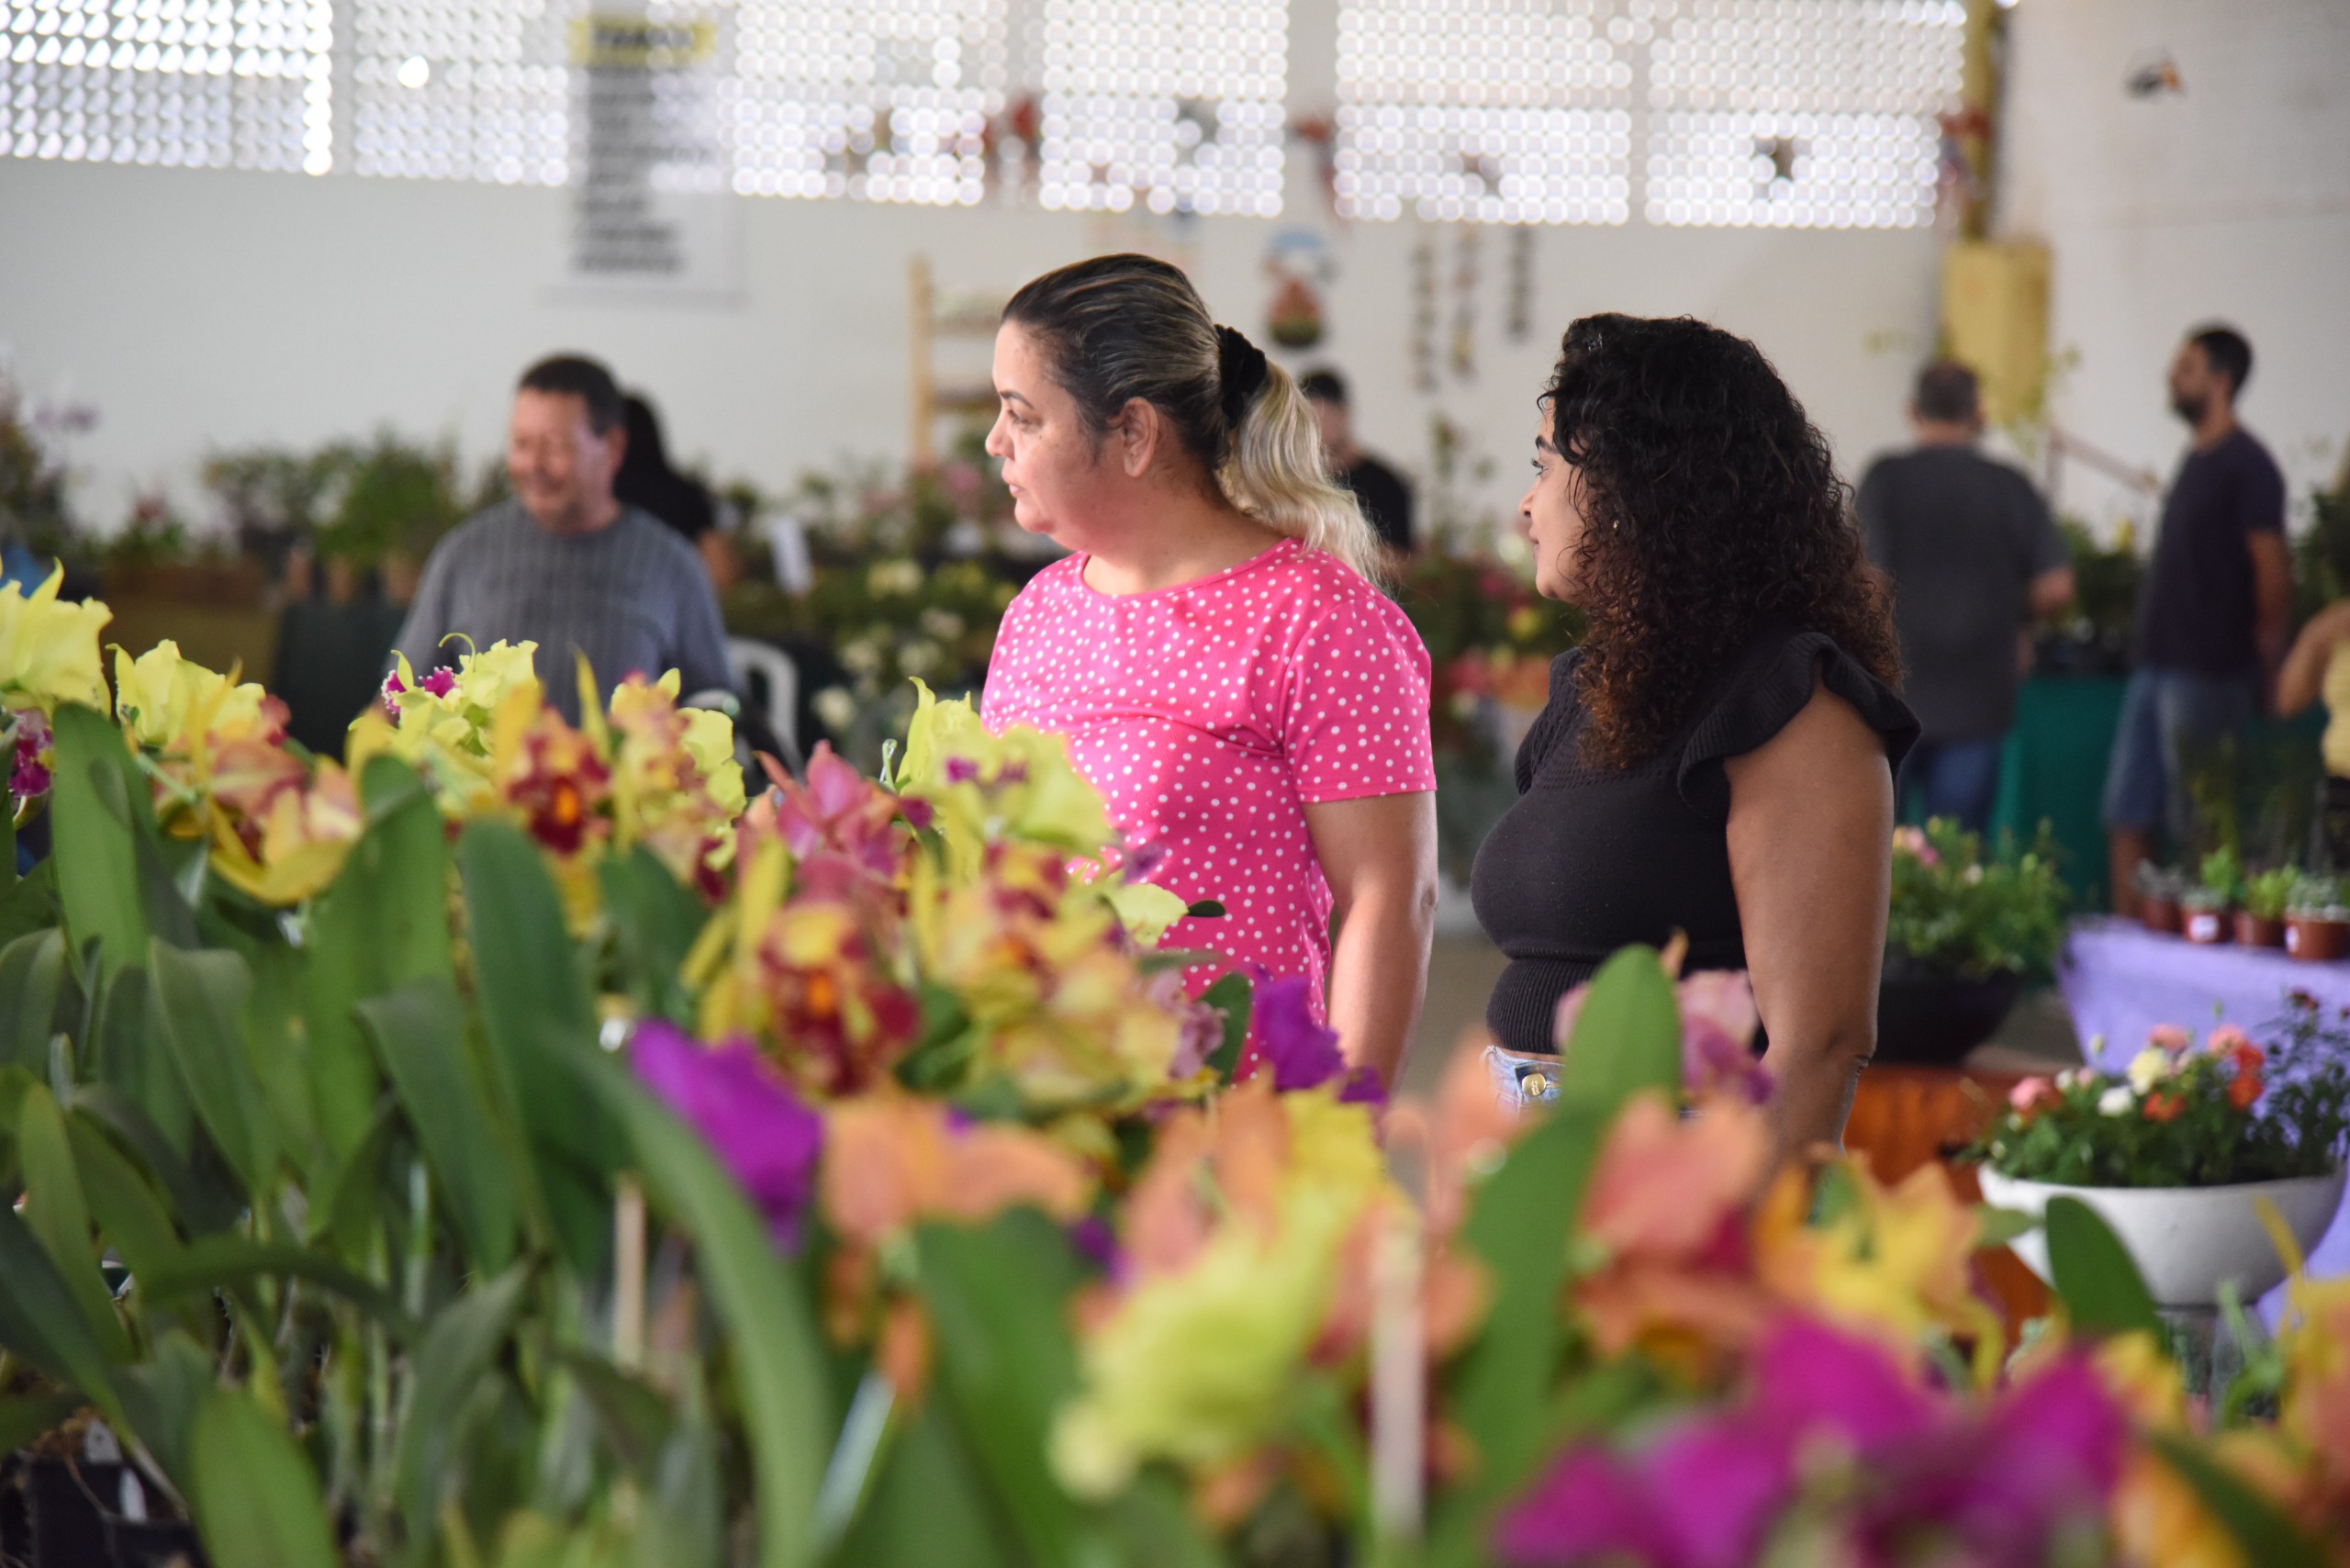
[1304,791,1439,1088]
[1722,678,1896,1159]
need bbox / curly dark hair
[1542,313,1899,767]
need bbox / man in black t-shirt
[2101,325,2293,912]
[1861,362,2074,834]
[1301,368,1415,557]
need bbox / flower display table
[2059,915,2350,1282]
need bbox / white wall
[1999,0,2350,535]
[0,136,1942,537]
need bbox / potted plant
[2180,845,2239,945]
[2135,862,2186,935]
[2237,865,2295,949]
[2286,871,2350,962]
[1878,820,2067,1066]
[1973,1003,2350,1307]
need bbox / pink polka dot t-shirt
[981,537,1436,1015]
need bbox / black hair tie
[1215,325,1270,425]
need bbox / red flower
[2142,1092,2187,1124]
[2227,1071,2263,1113]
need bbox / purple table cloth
[2057,916,2350,1290]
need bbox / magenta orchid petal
[1493,1448,1677,1567]
[1642,1420,1797,1568]
[1751,1317,1938,1449]
[629,1019,823,1249]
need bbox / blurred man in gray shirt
[395,354,734,724]
[1860,361,2074,834]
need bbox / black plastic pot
[2,1452,207,1568]
[1874,967,2026,1067]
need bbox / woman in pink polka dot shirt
[979,254,1438,1086]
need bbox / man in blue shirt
[2103,325,2292,913]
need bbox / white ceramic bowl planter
[1977,1169,2348,1309]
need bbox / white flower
[2098,1086,2135,1116]
[919,607,966,640]
[1964,863,1985,885]
[812,686,858,733]
[867,559,923,597]
[2054,1069,2081,1091]
[2125,1047,2170,1096]
[840,637,884,677]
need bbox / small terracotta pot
[2183,906,2233,945]
[2140,895,2183,935]
[2236,912,2286,949]
[2286,915,2350,962]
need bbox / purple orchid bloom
[1247,972,1387,1103]
[630,1019,824,1249]
[1495,1318,2123,1568]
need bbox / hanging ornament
[1262,228,1335,351]
[1449,223,1481,382]
[1505,227,1537,344]
[1410,227,1439,393]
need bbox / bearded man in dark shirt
[2102,325,2293,912]
[1861,361,2074,835]
[1301,368,1416,560]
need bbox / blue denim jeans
[2100,668,2259,844]
[1901,736,2005,837]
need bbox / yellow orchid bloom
[207,757,363,904]
[1756,1156,2006,1384]
[112,640,267,750]
[0,566,110,715]
[1051,1081,1391,1497]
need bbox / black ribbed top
[1469,624,1918,1057]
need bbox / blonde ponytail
[1003,252,1393,587]
[1220,360,1388,586]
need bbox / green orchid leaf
[2147,1430,2327,1567]
[1972,1203,2038,1251]
[0,928,64,1071]
[356,975,520,1272]
[552,1346,680,1480]
[0,855,58,950]
[457,821,614,1274]
[1558,945,1681,1119]
[66,1106,185,1282]
[66,1082,241,1235]
[134,1236,421,1341]
[16,1081,132,1361]
[2044,1195,2161,1338]
[831,1403,1023,1568]
[85,964,196,1167]
[1200,971,1251,1085]
[599,846,711,1025]
[914,1212,1088,1565]
[394,1265,530,1540]
[299,756,453,1166]
[149,939,277,1198]
[575,1048,832,1568]
[1426,1101,1611,1568]
[48,704,151,975]
[0,1203,129,1427]
[188,1386,342,1568]
[115,1327,218,1491]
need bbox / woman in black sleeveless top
[1470,316,1917,1155]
